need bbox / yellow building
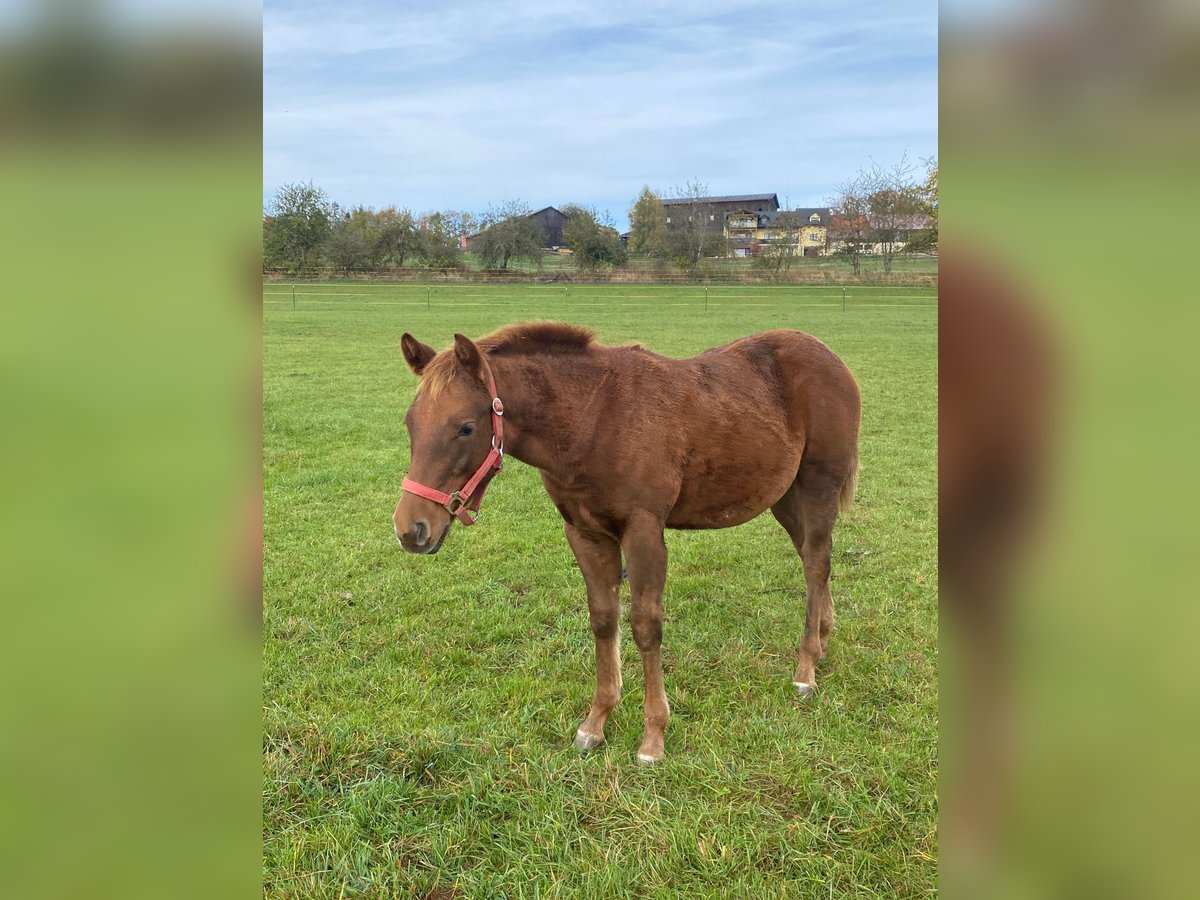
[725,208,831,257]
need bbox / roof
[661,193,779,206]
[527,206,567,218]
[725,207,833,227]
[787,207,832,225]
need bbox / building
[661,193,779,230]
[464,205,571,252]
[527,206,569,248]
[725,207,832,257]
[823,211,934,256]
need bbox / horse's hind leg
[564,523,624,751]
[621,514,670,765]
[771,473,841,695]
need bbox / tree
[906,157,938,254]
[864,155,922,273]
[827,174,872,276]
[627,187,667,257]
[472,201,543,271]
[324,210,374,277]
[415,211,468,269]
[263,181,336,275]
[373,207,420,267]
[437,210,478,245]
[663,180,727,275]
[752,211,802,277]
[561,204,628,271]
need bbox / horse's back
[699,329,860,435]
[657,330,859,529]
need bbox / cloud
[264,0,937,226]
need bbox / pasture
[263,283,938,898]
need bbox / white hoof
[573,730,603,751]
[793,682,815,696]
[636,752,661,766]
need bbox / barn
[527,206,569,248]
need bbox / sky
[264,0,937,231]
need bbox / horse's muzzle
[396,519,449,554]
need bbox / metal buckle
[492,397,504,416]
[445,492,465,514]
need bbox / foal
[394,323,860,764]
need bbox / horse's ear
[453,333,485,382]
[400,333,436,376]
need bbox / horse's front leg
[621,515,669,765]
[564,523,623,751]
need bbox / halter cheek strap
[401,362,505,526]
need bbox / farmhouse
[661,193,778,229]
[725,207,832,257]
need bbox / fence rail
[262,264,938,288]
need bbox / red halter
[400,362,505,526]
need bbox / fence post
[292,284,296,311]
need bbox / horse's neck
[491,354,596,473]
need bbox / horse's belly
[666,454,798,530]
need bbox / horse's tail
[839,441,859,513]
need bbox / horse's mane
[480,322,596,356]
[420,322,596,398]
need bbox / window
[709,214,715,221]
[665,216,671,224]
[809,213,821,223]
[809,232,821,242]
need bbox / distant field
[263,283,938,897]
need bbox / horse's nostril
[413,521,429,544]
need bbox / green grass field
[263,283,938,898]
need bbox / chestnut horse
[394,323,860,764]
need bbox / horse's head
[394,332,499,554]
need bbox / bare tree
[753,210,803,277]
[827,174,872,276]
[863,154,922,274]
[828,155,925,275]
[664,180,727,276]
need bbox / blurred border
[943,1,1200,896]
[0,2,262,897]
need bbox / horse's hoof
[636,752,662,766]
[793,681,815,697]
[573,730,604,751]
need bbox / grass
[263,283,938,898]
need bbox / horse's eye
[458,423,475,437]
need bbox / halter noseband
[400,360,505,526]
